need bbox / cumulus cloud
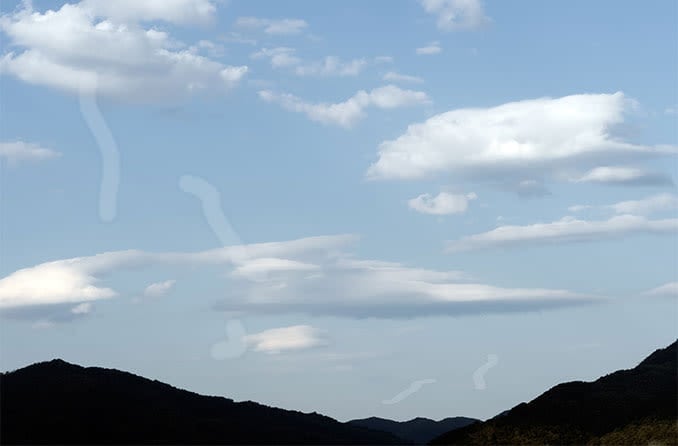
[245,325,327,354]
[447,215,678,252]
[0,234,592,318]
[383,71,424,83]
[0,2,247,102]
[643,282,678,297]
[367,92,676,182]
[416,41,442,55]
[420,0,490,30]
[143,279,176,297]
[0,141,60,165]
[80,0,217,25]
[408,192,477,215]
[258,85,430,128]
[573,166,673,186]
[251,47,301,68]
[235,17,308,35]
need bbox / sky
[0,0,677,422]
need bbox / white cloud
[235,17,308,35]
[81,0,217,25]
[71,302,92,314]
[258,85,430,128]
[374,56,394,64]
[294,56,367,77]
[643,282,678,297]
[383,71,424,84]
[250,47,301,68]
[0,2,247,102]
[416,41,442,55]
[0,234,592,318]
[420,0,490,31]
[250,48,366,77]
[245,325,327,354]
[367,92,676,181]
[665,106,676,115]
[569,193,678,216]
[408,192,477,215]
[609,193,678,215]
[0,141,60,165]
[447,215,678,252]
[143,279,176,297]
[573,166,673,186]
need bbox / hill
[431,340,678,445]
[348,416,478,444]
[0,359,402,445]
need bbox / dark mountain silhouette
[0,359,402,445]
[348,416,478,444]
[431,340,678,445]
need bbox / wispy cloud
[245,325,327,354]
[143,280,176,298]
[447,215,678,252]
[416,41,442,55]
[572,166,673,186]
[419,0,490,31]
[383,71,424,83]
[235,16,308,35]
[408,192,477,215]
[0,141,61,165]
[259,85,430,128]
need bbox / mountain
[0,359,402,445]
[347,416,478,444]
[431,340,678,445]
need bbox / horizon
[0,0,676,424]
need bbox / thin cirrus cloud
[569,193,678,216]
[419,0,491,31]
[258,85,430,128]
[383,71,424,84]
[446,215,678,252]
[250,48,367,77]
[408,192,477,215]
[245,325,327,354]
[0,1,247,102]
[0,235,595,319]
[643,282,678,298]
[0,141,61,165]
[572,166,673,186]
[235,16,308,35]
[416,41,442,55]
[367,92,676,182]
[143,280,177,298]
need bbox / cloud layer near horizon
[0,235,593,318]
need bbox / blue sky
[0,0,676,422]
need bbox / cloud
[258,85,430,128]
[80,0,217,25]
[71,302,93,314]
[375,56,394,64]
[0,141,60,165]
[294,56,367,77]
[383,71,424,84]
[143,279,176,297]
[643,282,678,297]
[250,47,301,68]
[250,48,366,77]
[447,215,678,252]
[245,325,327,354]
[0,234,593,318]
[0,2,247,102]
[367,92,676,181]
[420,0,490,30]
[569,193,678,216]
[235,17,308,35]
[416,41,442,55]
[408,192,477,215]
[572,166,673,186]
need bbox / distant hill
[0,359,402,445]
[432,340,678,445]
[348,416,478,444]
